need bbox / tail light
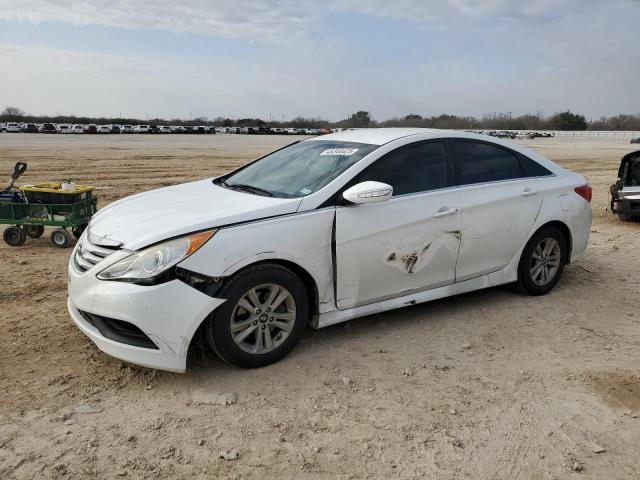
[574,185,592,203]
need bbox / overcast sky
[0,0,638,121]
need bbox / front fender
[178,209,337,313]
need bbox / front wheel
[516,226,567,296]
[204,264,308,368]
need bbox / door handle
[522,188,538,197]
[433,207,458,218]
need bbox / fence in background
[539,131,640,137]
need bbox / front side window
[220,140,378,198]
[453,141,522,185]
[352,141,448,196]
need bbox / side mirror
[343,181,393,205]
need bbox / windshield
[220,140,378,198]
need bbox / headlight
[97,230,216,282]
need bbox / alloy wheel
[230,283,296,354]
[529,237,561,286]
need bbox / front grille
[74,236,120,273]
[79,310,159,349]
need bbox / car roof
[307,128,442,145]
[304,127,569,177]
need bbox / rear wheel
[3,226,26,246]
[516,226,567,296]
[204,264,308,368]
[24,224,45,238]
[50,228,71,248]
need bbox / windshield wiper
[223,181,274,197]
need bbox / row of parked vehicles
[0,122,342,135]
[477,130,555,140]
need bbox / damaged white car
[68,128,592,372]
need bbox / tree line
[2,106,640,131]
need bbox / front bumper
[67,258,225,372]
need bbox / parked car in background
[631,137,640,144]
[40,123,57,134]
[6,122,20,133]
[67,128,592,372]
[171,126,184,134]
[72,125,84,134]
[85,124,98,134]
[58,124,71,134]
[159,126,172,134]
[122,125,134,134]
[110,125,121,134]
[135,125,150,134]
[98,125,111,134]
[21,123,39,133]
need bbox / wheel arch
[247,259,320,322]
[187,258,320,361]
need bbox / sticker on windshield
[299,188,312,195]
[320,148,359,156]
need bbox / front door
[334,140,461,309]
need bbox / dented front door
[334,190,462,309]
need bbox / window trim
[448,138,553,187]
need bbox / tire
[203,263,308,368]
[516,226,567,296]
[50,228,71,248]
[24,224,45,238]
[72,224,87,239]
[3,226,26,246]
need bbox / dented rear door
[335,189,462,309]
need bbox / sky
[0,0,639,122]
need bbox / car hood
[88,179,302,250]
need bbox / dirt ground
[1,133,639,479]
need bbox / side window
[353,142,447,196]
[519,154,552,177]
[453,141,522,185]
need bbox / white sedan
[67,128,592,372]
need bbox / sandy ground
[0,133,639,479]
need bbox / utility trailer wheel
[24,224,45,238]
[50,228,72,248]
[3,226,27,246]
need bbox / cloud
[0,0,324,44]
[1,0,634,43]
[0,1,638,119]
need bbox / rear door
[335,140,461,309]
[451,140,550,281]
